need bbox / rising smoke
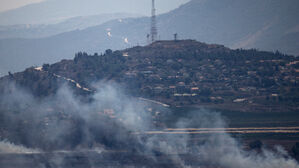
[0,81,298,168]
[0,140,40,154]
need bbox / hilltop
[1,40,298,112]
[1,0,299,76]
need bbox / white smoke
[0,81,298,168]
[0,140,40,154]
[187,111,299,168]
[124,37,129,44]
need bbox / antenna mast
[151,0,158,43]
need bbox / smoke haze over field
[0,82,298,167]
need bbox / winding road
[34,67,170,108]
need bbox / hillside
[0,0,188,25]
[0,13,141,39]
[0,0,298,76]
[2,40,298,112]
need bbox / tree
[42,64,50,71]
[8,71,13,78]
[292,142,299,157]
[249,140,263,150]
[105,49,113,55]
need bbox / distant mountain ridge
[0,13,141,39]
[0,0,298,76]
[0,0,189,25]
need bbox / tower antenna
[151,0,158,43]
[174,33,178,41]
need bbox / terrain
[0,0,188,25]
[0,13,141,39]
[0,40,299,167]
[2,40,298,112]
[1,0,299,76]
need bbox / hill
[0,0,298,76]
[0,13,141,39]
[0,0,188,25]
[2,40,298,112]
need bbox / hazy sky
[0,0,191,25]
[0,0,44,12]
[0,0,189,13]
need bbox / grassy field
[164,107,299,128]
[154,106,299,157]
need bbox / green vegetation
[1,40,298,112]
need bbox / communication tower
[151,0,158,43]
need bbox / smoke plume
[0,140,40,154]
[0,81,298,167]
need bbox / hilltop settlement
[1,40,298,112]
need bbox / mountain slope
[0,0,298,76]
[0,13,141,39]
[0,17,149,76]
[0,0,189,25]
[158,0,299,53]
[1,40,298,112]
